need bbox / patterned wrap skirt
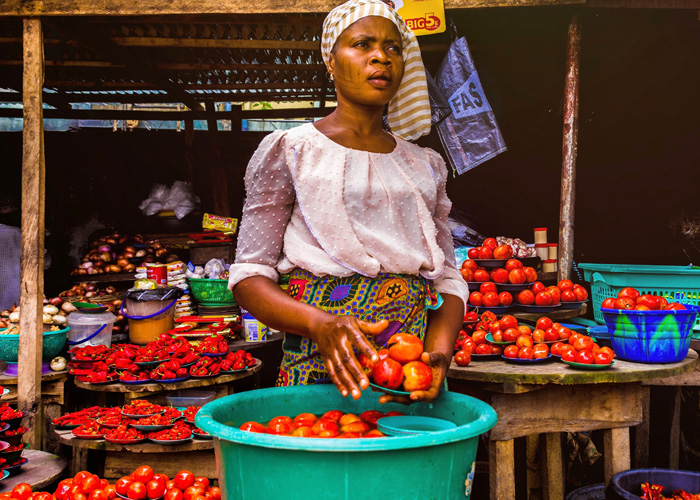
[276,268,443,387]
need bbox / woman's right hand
[311,316,388,400]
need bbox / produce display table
[512,303,586,323]
[73,360,262,404]
[0,449,68,492]
[0,370,69,454]
[447,350,698,500]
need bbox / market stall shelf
[0,449,68,492]
[447,350,697,500]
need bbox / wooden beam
[0,91,335,104]
[0,0,584,16]
[110,37,319,50]
[42,80,332,91]
[18,17,45,451]
[587,0,700,7]
[558,14,581,282]
[0,106,332,120]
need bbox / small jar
[547,243,558,260]
[534,227,548,245]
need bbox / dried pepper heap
[641,483,700,500]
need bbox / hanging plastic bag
[435,36,507,175]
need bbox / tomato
[573,285,588,301]
[482,238,498,250]
[116,478,133,497]
[490,268,509,284]
[665,303,687,310]
[535,291,553,306]
[498,291,513,306]
[502,328,518,343]
[557,279,574,291]
[183,487,205,500]
[478,246,494,259]
[546,286,561,304]
[371,358,403,390]
[561,290,576,303]
[475,343,492,355]
[594,352,612,365]
[55,481,74,500]
[146,481,166,500]
[614,297,635,310]
[207,488,221,500]
[268,416,292,426]
[561,348,577,362]
[88,491,108,500]
[533,344,549,359]
[535,317,553,330]
[239,421,265,433]
[497,315,516,330]
[387,333,424,364]
[472,330,487,345]
[516,325,532,336]
[617,287,640,301]
[292,412,318,426]
[493,244,512,260]
[454,350,471,367]
[81,476,101,495]
[530,281,546,295]
[532,329,546,342]
[172,472,195,492]
[523,267,538,283]
[542,328,557,342]
[462,259,479,272]
[104,486,117,500]
[482,292,499,307]
[518,347,533,359]
[73,473,90,486]
[72,494,88,500]
[550,342,565,356]
[508,269,526,285]
[127,482,147,500]
[265,421,292,435]
[164,490,184,500]
[152,475,169,487]
[132,466,154,485]
[490,344,503,354]
[460,267,474,282]
[505,259,523,272]
[599,346,615,359]
[503,345,519,359]
[11,484,33,500]
[469,291,483,307]
[473,269,490,282]
[517,289,535,305]
[100,480,109,491]
[461,338,476,354]
[576,350,594,364]
[291,425,314,437]
[479,282,497,295]
[572,335,594,352]
[601,297,617,309]
[467,248,479,259]
[636,294,661,310]
[516,335,534,349]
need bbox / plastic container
[578,263,700,329]
[196,384,497,500]
[242,313,268,342]
[0,327,68,364]
[122,287,183,345]
[564,484,604,500]
[66,311,116,348]
[601,304,700,363]
[165,390,216,408]
[606,468,700,500]
[187,279,235,307]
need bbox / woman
[229,0,468,404]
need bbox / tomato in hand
[454,350,471,367]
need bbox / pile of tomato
[219,350,256,372]
[240,409,405,438]
[195,335,229,355]
[602,287,686,311]
[552,333,615,365]
[0,404,23,421]
[358,333,432,392]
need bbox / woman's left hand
[377,350,449,405]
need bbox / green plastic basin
[196,384,497,500]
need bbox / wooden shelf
[71,272,136,284]
[54,428,214,452]
[0,449,68,491]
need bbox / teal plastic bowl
[196,384,497,500]
[0,327,68,363]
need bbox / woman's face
[328,16,404,109]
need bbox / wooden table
[0,449,68,492]
[447,350,698,500]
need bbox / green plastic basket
[187,278,236,306]
[0,327,68,363]
[579,263,700,330]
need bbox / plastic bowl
[196,384,497,500]
[606,468,700,500]
[602,304,700,363]
[0,327,68,363]
[165,390,215,408]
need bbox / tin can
[146,263,168,287]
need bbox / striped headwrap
[321,0,432,141]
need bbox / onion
[74,286,86,296]
[124,246,136,254]
[151,241,163,250]
[42,313,53,324]
[112,299,123,307]
[105,286,116,294]
[123,252,135,259]
[49,297,63,306]
[123,263,136,273]
[62,302,77,313]
[155,248,168,257]
[143,255,155,263]
[0,310,9,317]
[43,298,50,305]
[50,357,67,371]
[9,311,20,322]
[80,262,93,269]
[43,304,59,315]
[53,315,67,325]
[135,250,146,258]
[108,265,122,273]
[85,284,96,292]
[116,258,130,268]
[98,245,111,253]
[99,252,112,263]
[106,238,116,245]
[84,291,95,298]
[116,314,125,322]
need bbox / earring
[328,71,334,81]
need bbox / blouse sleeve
[425,149,469,312]
[228,130,295,290]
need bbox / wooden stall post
[19,17,46,450]
[558,14,581,282]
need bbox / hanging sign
[395,0,446,36]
